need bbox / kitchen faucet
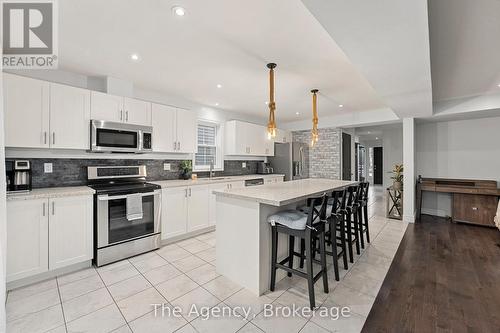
[209,161,215,178]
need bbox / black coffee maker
[6,160,32,192]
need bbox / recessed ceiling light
[216,84,222,88]
[497,83,500,88]
[265,101,269,105]
[296,112,300,115]
[376,137,379,140]
[338,104,344,108]
[130,53,139,61]
[367,131,371,134]
[172,6,186,16]
[215,102,219,106]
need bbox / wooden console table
[416,177,500,227]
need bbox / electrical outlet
[44,163,53,173]
[163,163,171,171]
[242,162,247,168]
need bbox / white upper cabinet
[50,83,91,149]
[90,91,123,123]
[91,92,151,126]
[3,73,50,148]
[274,129,292,143]
[176,110,197,154]
[225,120,274,156]
[152,103,176,152]
[123,97,151,126]
[151,103,196,153]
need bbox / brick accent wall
[292,128,341,180]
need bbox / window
[193,121,223,171]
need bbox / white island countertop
[214,178,357,206]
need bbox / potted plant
[179,160,192,180]
[390,164,404,190]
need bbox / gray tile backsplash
[25,159,263,188]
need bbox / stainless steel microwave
[90,120,153,153]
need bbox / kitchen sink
[199,177,230,181]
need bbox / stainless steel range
[88,165,161,267]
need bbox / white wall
[416,116,500,216]
[382,126,403,188]
[0,51,7,333]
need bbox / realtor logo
[2,0,58,69]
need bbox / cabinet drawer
[453,194,498,227]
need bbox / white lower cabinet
[7,199,49,282]
[48,196,93,270]
[209,183,228,226]
[187,185,210,232]
[161,187,188,240]
[162,185,210,241]
[6,195,93,283]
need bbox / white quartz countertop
[213,178,357,206]
[151,174,285,188]
[7,186,95,201]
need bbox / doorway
[373,146,383,185]
[342,132,351,180]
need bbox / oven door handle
[98,191,157,201]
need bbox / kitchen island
[213,178,356,296]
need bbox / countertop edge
[151,174,285,189]
[7,186,95,201]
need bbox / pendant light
[266,63,277,139]
[311,89,319,147]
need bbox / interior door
[124,97,151,126]
[50,83,91,149]
[152,103,177,152]
[3,73,50,148]
[373,146,383,185]
[176,109,197,153]
[342,132,352,180]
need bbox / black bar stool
[268,194,329,309]
[357,182,370,248]
[298,189,348,281]
[343,185,361,263]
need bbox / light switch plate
[242,162,246,168]
[44,163,53,173]
[163,163,171,171]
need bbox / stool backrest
[329,189,347,215]
[361,182,370,201]
[346,185,360,207]
[306,193,328,228]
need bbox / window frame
[193,120,224,172]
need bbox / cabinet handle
[126,110,129,122]
[173,141,176,150]
[120,110,123,121]
[178,142,181,151]
[185,188,188,197]
[51,201,55,215]
[52,132,55,145]
[189,188,192,196]
[43,132,47,144]
[42,202,46,216]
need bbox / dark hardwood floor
[362,215,500,332]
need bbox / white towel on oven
[495,199,500,231]
[126,193,143,221]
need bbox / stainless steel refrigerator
[268,142,309,181]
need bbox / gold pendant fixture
[311,89,319,147]
[266,63,277,139]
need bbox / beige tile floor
[6,186,407,333]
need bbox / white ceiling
[57,0,386,123]
[301,0,433,119]
[429,0,500,101]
